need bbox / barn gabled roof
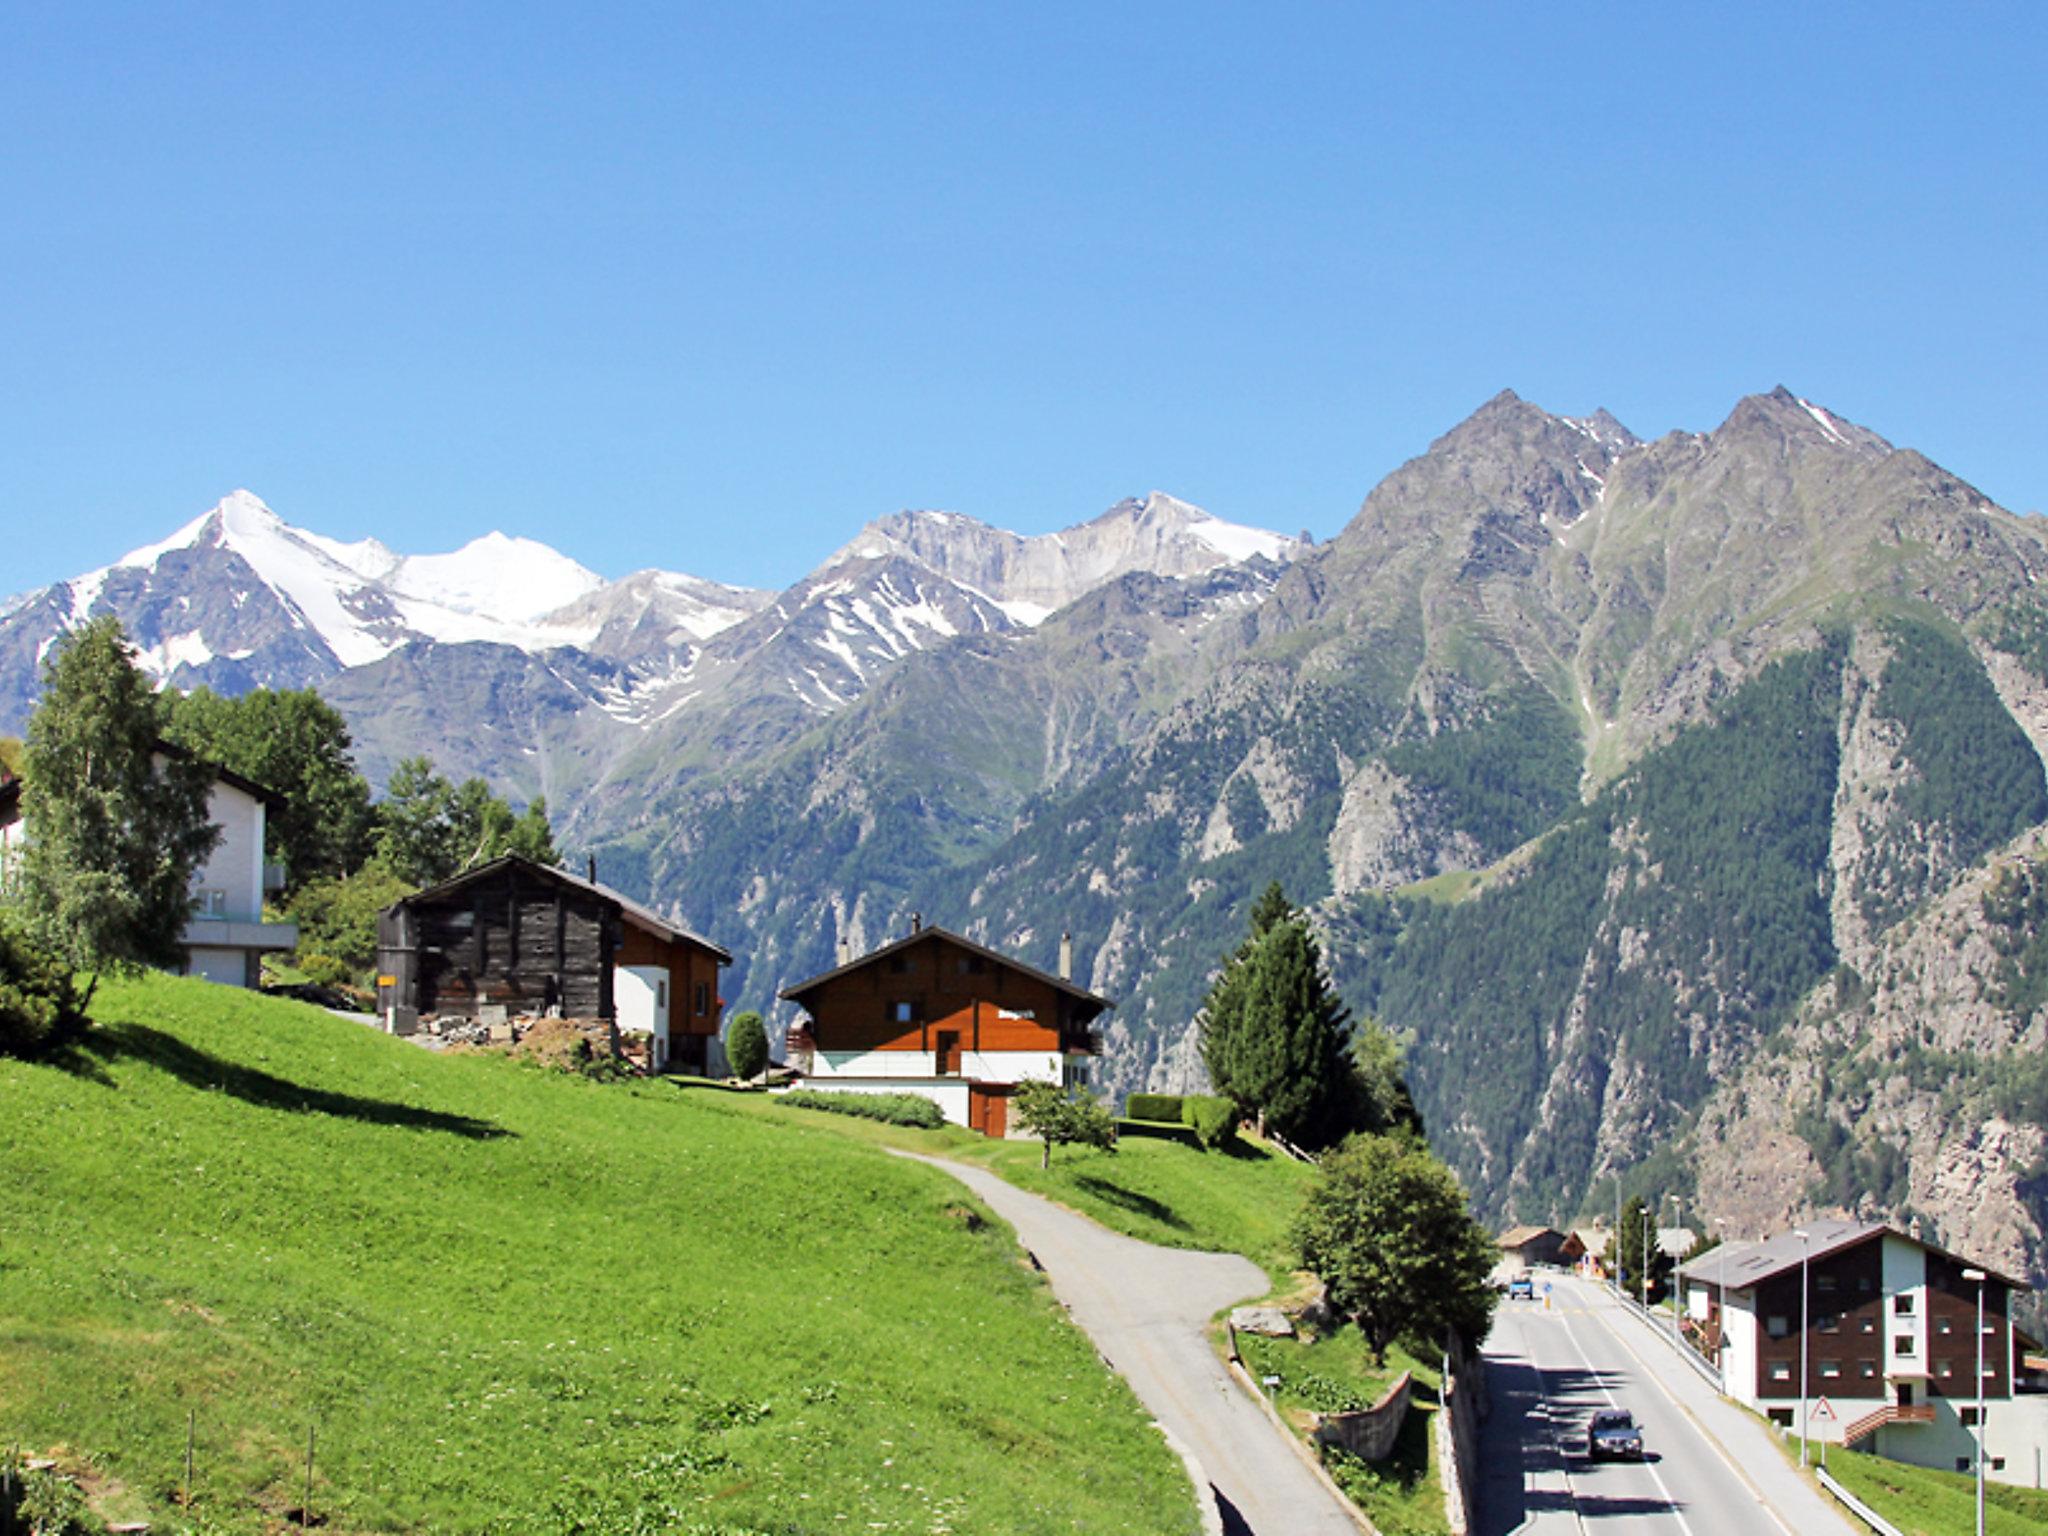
[778,923,1112,1021]
[392,853,732,962]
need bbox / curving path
[893,1152,1365,1536]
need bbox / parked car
[1587,1409,1644,1460]
[1507,1274,1535,1301]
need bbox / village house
[375,853,732,1073]
[777,920,1109,1137]
[0,750,297,987]
[1680,1217,2048,1484]
[1497,1226,1583,1270]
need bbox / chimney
[586,854,598,884]
[1059,931,1073,982]
[836,932,852,966]
[910,912,922,934]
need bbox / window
[656,978,667,1010]
[1817,1274,1838,1293]
[1769,1408,1794,1428]
[1938,1361,1955,1379]
[1820,1360,1841,1379]
[1767,1315,1790,1339]
[1769,1362,1792,1381]
[1894,1294,1916,1316]
[1937,1317,1952,1335]
[1895,1336,1914,1356]
[1860,1317,1876,1334]
[1860,1362,1878,1379]
[889,955,908,973]
[694,982,710,1016]
[1961,1406,1980,1426]
[892,1001,915,1024]
[1820,1314,1841,1334]
[1957,1458,1973,1473]
[194,888,228,918]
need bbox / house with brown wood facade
[1681,1218,2048,1484]
[777,921,1109,1137]
[376,854,731,1073]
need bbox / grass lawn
[1820,1446,2048,1536]
[0,976,1199,1535]
[706,1090,1318,1278]
[1233,1330,1450,1536]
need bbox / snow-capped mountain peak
[389,531,605,624]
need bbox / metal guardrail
[1610,1288,1725,1390]
[1816,1467,1906,1536]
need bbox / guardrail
[1610,1288,1725,1390]
[1816,1467,1906,1536]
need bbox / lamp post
[1794,1228,1811,1468]
[1641,1205,1652,1313]
[1963,1266,1986,1536]
[1668,1193,1685,1351]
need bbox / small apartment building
[175,755,297,987]
[778,922,1109,1136]
[1683,1219,2045,1484]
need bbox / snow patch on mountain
[390,532,605,624]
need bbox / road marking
[1573,1283,1798,1536]
[1552,1306,1698,1535]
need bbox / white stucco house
[0,750,297,987]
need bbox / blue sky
[5,4,2044,596]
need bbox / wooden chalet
[778,920,1110,1137]
[376,854,732,1073]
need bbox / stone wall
[1436,1333,1486,1536]
[1312,1370,1411,1462]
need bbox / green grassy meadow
[0,977,1199,1535]
[1820,1446,2048,1536]
[724,1092,1316,1277]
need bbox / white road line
[1553,1305,1698,1535]
[1571,1289,1798,1536]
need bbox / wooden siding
[1753,1237,1887,1400]
[379,865,616,1019]
[800,933,1083,1055]
[1925,1250,2012,1400]
[615,921,725,1036]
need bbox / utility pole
[1669,1193,1685,1350]
[1641,1205,1651,1312]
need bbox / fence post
[184,1409,195,1510]
[303,1423,316,1530]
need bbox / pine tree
[1198,883,1359,1150]
[20,618,220,986]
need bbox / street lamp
[1794,1228,1811,1468]
[1963,1266,1987,1536]
[1668,1193,1685,1351]
[1641,1205,1652,1313]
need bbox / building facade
[1683,1219,2046,1483]
[778,923,1108,1136]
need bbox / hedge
[1126,1092,1186,1123]
[778,1089,947,1128]
[1181,1094,1237,1149]
[1114,1117,1200,1147]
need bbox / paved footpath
[894,1152,1364,1536]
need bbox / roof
[1499,1225,1565,1249]
[1683,1219,2028,1293]
[391,853,733,962]
[778,923,1113,1020]
[153,739,288,810]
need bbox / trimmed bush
[779,1089,947,1129]
[1126,1092,1186,1123]
[725,1009,769,1080]
[1182,1094,1238,1150]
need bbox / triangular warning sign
[1811,1395,1836,1422]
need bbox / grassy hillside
[0,977,1198,1535]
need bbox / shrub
[726,1010,768,1080]
[0,1460,103,1535]
[1182,1094,1238,1149]
[1114,1117,1199,1147]
[779,1089,947,1128]
[1126,1092,1185,1123]
[0,907,90,1058]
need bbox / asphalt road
[894,1152,1364,1536]
[1479,1273,1854,1536]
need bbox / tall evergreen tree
[20,618,220,985]
[1199,883,1359,1149]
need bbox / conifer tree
[20,618,220,987]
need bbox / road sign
[1812,1395,1836,1422]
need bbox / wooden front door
[969,1086,1008,1138]
[934,1030,961,1075]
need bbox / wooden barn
[376,854,731,1072]
[778,920,1109,1137]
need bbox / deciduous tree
[1292,1133,1498,1359]
[1013,1080,1117,1169]
[19,618,220,986]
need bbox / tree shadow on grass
[1071,1174,1191,1232]
[73,1020,512,1140]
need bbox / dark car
[1587,1409,1644,1460]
